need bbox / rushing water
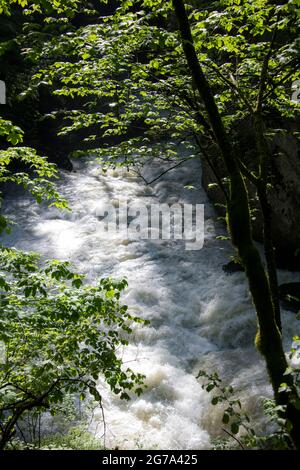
[2,156,299,449]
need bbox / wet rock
[222,260,245,274]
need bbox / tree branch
[222,427,245,450]
[135,157,194,185]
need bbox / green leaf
[231,422,239,435]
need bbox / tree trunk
[257,182,281,331]
[252,110,282,331]
[172,0,300,449]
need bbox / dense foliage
[0,248,145,448]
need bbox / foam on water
[1,156,299,449]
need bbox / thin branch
[256,22,278,113]
[15,422,29,449]
[238,160,259,186]
[99,397,107,450]
[264,66,300,101]
[135,156,194,185]
[133,60,213,135]
[193,133,229,201]
[222,427,245,450]
[204,62,253,113]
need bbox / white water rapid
[2,156,299,449]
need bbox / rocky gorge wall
[202,124,300,271]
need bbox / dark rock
[279,283,300,313]
[201,119,300,271]
[222,260,245,274]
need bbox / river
[2,155,299,449]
